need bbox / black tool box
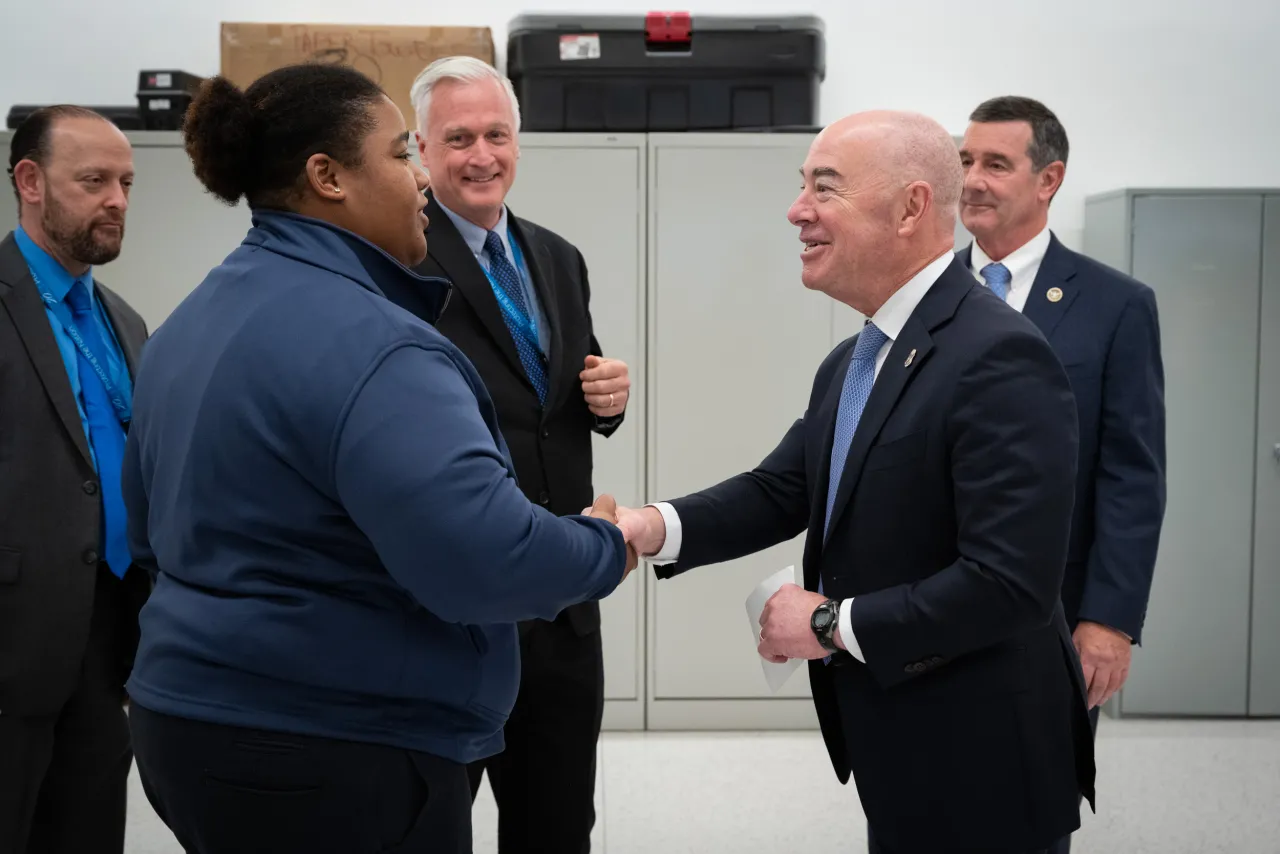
[6,105,142,130]
[506,13,824,132]
[6,69,203,132]
[136,70,204,131]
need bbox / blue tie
[824,322,890,539]
[981,262,1011,301]
[816,321,888,660]
[484,231,548,404]
[66,281,130,579]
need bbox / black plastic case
[506,13,825,132]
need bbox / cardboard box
[220,22,495,128]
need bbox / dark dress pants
[129,704,473,854]
[468,616,605,854]
[0,564,137,854]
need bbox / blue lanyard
[482,229,541,352]
[32,271,132,424]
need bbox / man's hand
[581,355,630,417]
[758,584,833,663]
[616,505,666,558]
[586,494,637,578]
[1073,620,1132,708]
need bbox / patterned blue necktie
[816,321,888,659]
[66,280,131,578]
[824,321,890,540]
[981,261,1011,301]
[484,230,548,404]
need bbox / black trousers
[468,617,604,854]
[130,705,472,854]
[0,564,135,854]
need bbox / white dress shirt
[967,225,1051,314]
[646,249,957,662]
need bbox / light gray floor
[125,717,1280,853]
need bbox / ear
[11,159,45,208]
[1038,161,1065,203]
[303,153,345,203]
[897,181,934,237]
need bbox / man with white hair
[615,111,1097,853]
[379,55,631,853]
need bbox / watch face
[813,609,833,630]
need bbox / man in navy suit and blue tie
[958,95,1167,854]
[618,109,1096,854]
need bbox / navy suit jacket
[959,234,1166,641]
[655,258,1096,851]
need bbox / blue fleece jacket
[120,210,625,763]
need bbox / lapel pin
[904,348,916,367]
[1047,287,1064,303]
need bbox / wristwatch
[810,598,841,654]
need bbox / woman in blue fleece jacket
[120,64,634,854]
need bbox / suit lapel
[804,346,852,589]
[1021,234,1079,340]
[425,197,529,384]
[818,260,973,547]
[509,214,565,410]
[96,283,143,378]
[823,317,936,545]
[0,237,94,466]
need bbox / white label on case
[148,99,171,111]
[559,34,601,61]
[155,73,172,88]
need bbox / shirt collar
[13,224,94,303]
[435,198,511,261]
[868,250,955,343]
[970,224,1051,282]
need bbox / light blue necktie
[981,262,1011,301]
[824,321,889,539]
[66,280,131,579]
[815,321,888,659]
[484,230,548,404]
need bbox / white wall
[4,0,1279,247]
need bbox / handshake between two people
[580,496,657,582]
[578,499,834,664]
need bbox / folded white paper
[745,565,803,693]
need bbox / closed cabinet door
[1249,195,1280,716]
[648,133,828,712]
[1122,194,1263,716]
[507,136,647,720]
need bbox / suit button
[83,549,99,565]
[541,429,550,439]
[83,480,99,495]
[538,491,550,506]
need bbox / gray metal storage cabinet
[1083,188,1280,717]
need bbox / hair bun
[183,76,261,205]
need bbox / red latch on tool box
[645,11,692,46]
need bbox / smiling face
[417,77,518,230]
[786,125,899,305]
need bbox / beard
[42,190,125,267]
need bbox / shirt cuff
[838,597,864,663]
[645,502,683,564]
